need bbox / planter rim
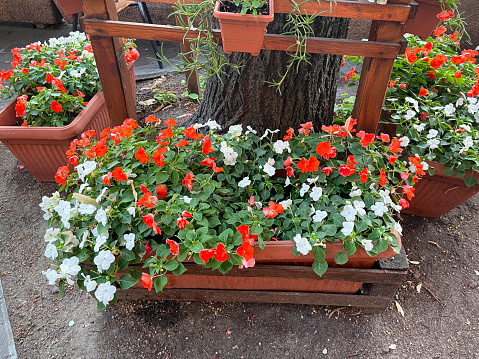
[427,160,479,182]
[213,0,274,22]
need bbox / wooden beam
[145,0,412,22]
[83,19,401,58]
[82,0,137,126]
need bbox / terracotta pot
[402,161,479,218]
[55,0,83,17]
[213,0,274,56]
[403,0,445,40]
[0,63,136,182]
[125,232,401,295]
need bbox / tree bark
[188,15,350,134]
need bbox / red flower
[300,121,313,129]
[159,127,173,139]
[145,114,159,123]
[214,243,228,262]
[378,133,390,142]
[451,55,466,64]
[202,135,214,155]
[182,210,192,218]
[284,156,293,167]
[236,242,254,261]
[135,147,149,164]
[388,155,398,164]
[52,78,67,94]
[153,147,167,167]
[137,185,158,209]
[322,166,332,176]
[283,127,294,141]
[315,142,336,160]
[436,10,454,22]
[262,201,284,219]
[428,71,436,80]
[399,83,407,90]
[400,172,409,181]
[182,172,195,191]
[403,185,415,200]
[141,273,153,291]
[405,47,417,63]
[156,184,168,199]
[237,225,250,242]
[421,112,428,121]
[45,72,54,83]
[454,70,462,79]
[379,168,388,186]
[338,164,355,177]
[356,131,375,147]
[399,198,409,209]
[184,125,202,140]
[112,167,127,181]
[55,165,69,186]
[145,240,153,253]
[102,172,112,186]
[125,47,139,63]
[297,156,319,173]
[166,239,179,255]
[201,157,216,167]
[430,55,447,69]
[176,139,189,148]
[15,98,26,117]
[68,156,79,166]
[389,138,403,154]
[164,118,177,127]
[199,248,215,264]
[177,217,188,229]
[433,25,447,37]
[360,167,368,183]
[418,88,429,97]
[142,214,161,234]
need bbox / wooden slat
[116,287,393,308]
[82,0,137,126]
[144,0,412,22]
[83,19,401,58]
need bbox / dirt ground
[0,74,478,359]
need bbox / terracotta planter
[124,232,401,295]
[55,0,83,17]
[0,63,136,182]
[213,0,274,56]
[402,161,479,218]
[403,0,445,40]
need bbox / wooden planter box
[403,0,444,40]
[0,63,135,182]
[116,238,408,312]
[403,162,479,218]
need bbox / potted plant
[213,0,274,56]
[0,32,138,182]
[39,115,422,308]
[380,27,479,217]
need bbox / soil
[0,73,478,359]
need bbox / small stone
[322,348,327,355]
[389,344,397,350]
[69,320,74,327]
[382,345,390,354]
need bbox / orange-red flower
[214,243,228,262]
[436,10,454,22]
[166,239,179,255]
[419,87,429,97]
[297,156,320,173]
[430,54,447,69]
[283,127,294,141]
[55,165,69,186]
[137,184,158,209]
[360,167,368,183]
[102,172,112,186]
[433,25,447,37]
[112,167,127,182]
[379,168,388,186]
[145,114,159,123]
[199,248,215,264]
[262,201,284,218]
[156,184,168,199]
[135,147,149,163]
[236,242,254,261]
[182,172,195,191]
[164,118,177,127]
[403,185,415,200]
[315,142,336,160]
[202,135,214,155]
[50,100,62,113]
[356,131,375,147]
[141,273,153,291]
[153,147,167,167]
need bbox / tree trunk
[188,15,350,134]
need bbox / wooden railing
[81,0,416,132]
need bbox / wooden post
[175,15,201,96]
[82,0,137,126]
[353,0,410,133]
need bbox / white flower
[60,257,81,277]
[444,103,456,117]
[361,239,374,251]
[461,136,474,152]
[228,124,243,138]
[427,138,440,149]
[300,183,310,197]
[310,187,323,201]
[404,109,416,121]
[341,222,355,237]
[76,160,97,182]
[293,234,312,255]
[44,243,58,260]
[312,210,328,223]
[399,136,409,147]
[94,250,115,273]
[260,128,280,140]
[263,158,276,177]
[83,275,97,292]
[353,200,366,216]
[220,142,239,166]
[306,176,319,184]
[245,126,257,135]
[127,206,135,217]
[405,97,419,112]
[370,201,388,216]
[124,233,136,250]
[96,187,108,203]
[79,230,89,249]
[93,233,108,252]
[42,269,61,285]
[180,196,192,204]
[379,189,393,205]
[44,228,60,243]
[54,200,72,228]
[285,176,291,186]
[394,221,403,235]
[95,282,116,306]
[341,204,357,222]
[273,140,291,154]
[456,98,464,107]
[349,188,362,198]
[78,203,97,215]
[279,199,292,209]
[460,124,471,132]
[413,123,426,133]
[390,202,402,212]
[238,177,251,188]
[205,119,221,131]
[95,208,108,226]
[39,192,60,220]
[426,129,438,139]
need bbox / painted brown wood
[175,15,201,96]
[83,20,401,58]
[116,287,394,308]
[82,0,137,126]
[145,0,412,21]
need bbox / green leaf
[344,240,356,255]
[154,275,168,292]
[170,170,180,185]
[130,269,142,280]
[97,301,107,311]
[456,169,465,179]
[172,262,187,276]
[163,260,179,271]
[313,246,325,262]
[312,260,328,277]
[218,261,233,274]
[322,224,337,237]
[58,279,66,299]
[428,166,435,176]
[156,172,169,183]
[444,166,454,176]
[117,274,137,289]
[334,251,349,265]
[190,242,204,253]
[118,257,129,270]
[120,249,135,261]
[464,176,476,187]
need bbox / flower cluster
[41,117,422,307]
[0,32,138,127]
